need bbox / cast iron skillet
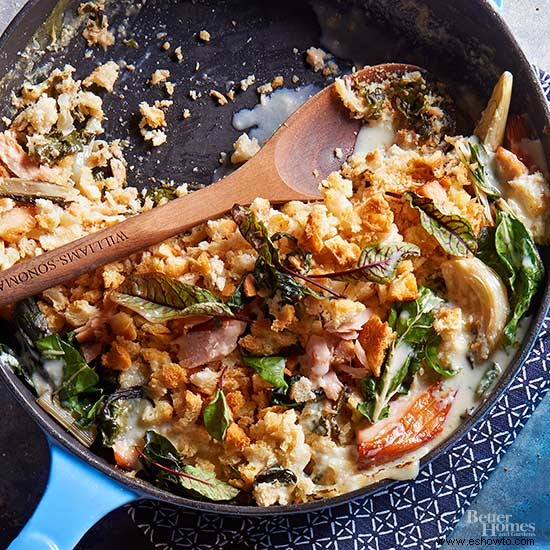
[0,0,549,548]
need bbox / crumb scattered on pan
[240,75,256,92]
[78,0,115,50]
[149,69,170,86]
[210,90,228,106]
[231,133,260,164]
[257,83,273,95]
[189,90,201,101]
[173,46,183,62]
[139,100,172,147]
[271,76,284,90]
[82,61,120,92]
[162,41,171,51]
[199,30,211,42]
[182,109,191,119]
[306,46,340,76]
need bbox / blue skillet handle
[8,437,138,550]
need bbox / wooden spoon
[0,63,417,307]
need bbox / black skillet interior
[0,0,549,516]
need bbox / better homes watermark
[466,510,536,537]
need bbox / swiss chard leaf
[423,331,457,377]
[476,362,502,398]
[110,292,232,323]
[111,273,234,323]
[145,183,178,205]
[362,287,445,422]
[476,226,511,284]
[458,141,500,197]
[389,287,443,344]
[242,356,288,390]
[457,140,500,223]
[121,273,231,310]
[203,389,230,441]
[231,204,279,265]
[99,386,148,446]
[226,278,245,311]
[404,192,477,257]
[254,465,297,485]
[140,430,239,501]
[179,465,240,501]
[32,130,84,165]
[354,242,421,284]
[311,242,420,284]
[232,204,329,304]
[493,210,543,343]
[36,333,104,428]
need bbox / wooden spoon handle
[0,174,251,307]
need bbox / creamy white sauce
[375,318,531,484]
[31,358,64,396]
[212,85,322,182]
[232,85,320,146]
[354,117,397,155]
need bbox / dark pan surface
[0,0,549,516]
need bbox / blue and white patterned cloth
[128,71,550,550]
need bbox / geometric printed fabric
[128,70,550,550]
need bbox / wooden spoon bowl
[0,63,419,306]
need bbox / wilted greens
[477,205,543,343]
[138,430,239,501]
[309,242,420,284]
[203,389,231,442]
[404,192,477,257]
[242,356,288,390]
[357,287,454,423]
[110,272,234,323]
[231,204,336,303]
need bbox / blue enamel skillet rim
[0,0,548,532]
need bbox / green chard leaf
[139,430,239,501]
[232,204,329,304]
[242,356,288,390]
[423,331,456,377]
[226,277,246,311]
[179,465,240,501]
[310,242,420,284]
[110,272,234,323]
[254,465,297,486]
[144,184,178,205]
[456,140,500,223]
[404,192,477,257]
[362,287,447,422]
[476,226,511,284]
[32,130,84,165]
[493,209,543,343]
[99,386,148,446]
[476,362,502,398]
[458,141,500,197]
[36,333,104,428]
[203,389,231,441]
[231,204,279,265]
